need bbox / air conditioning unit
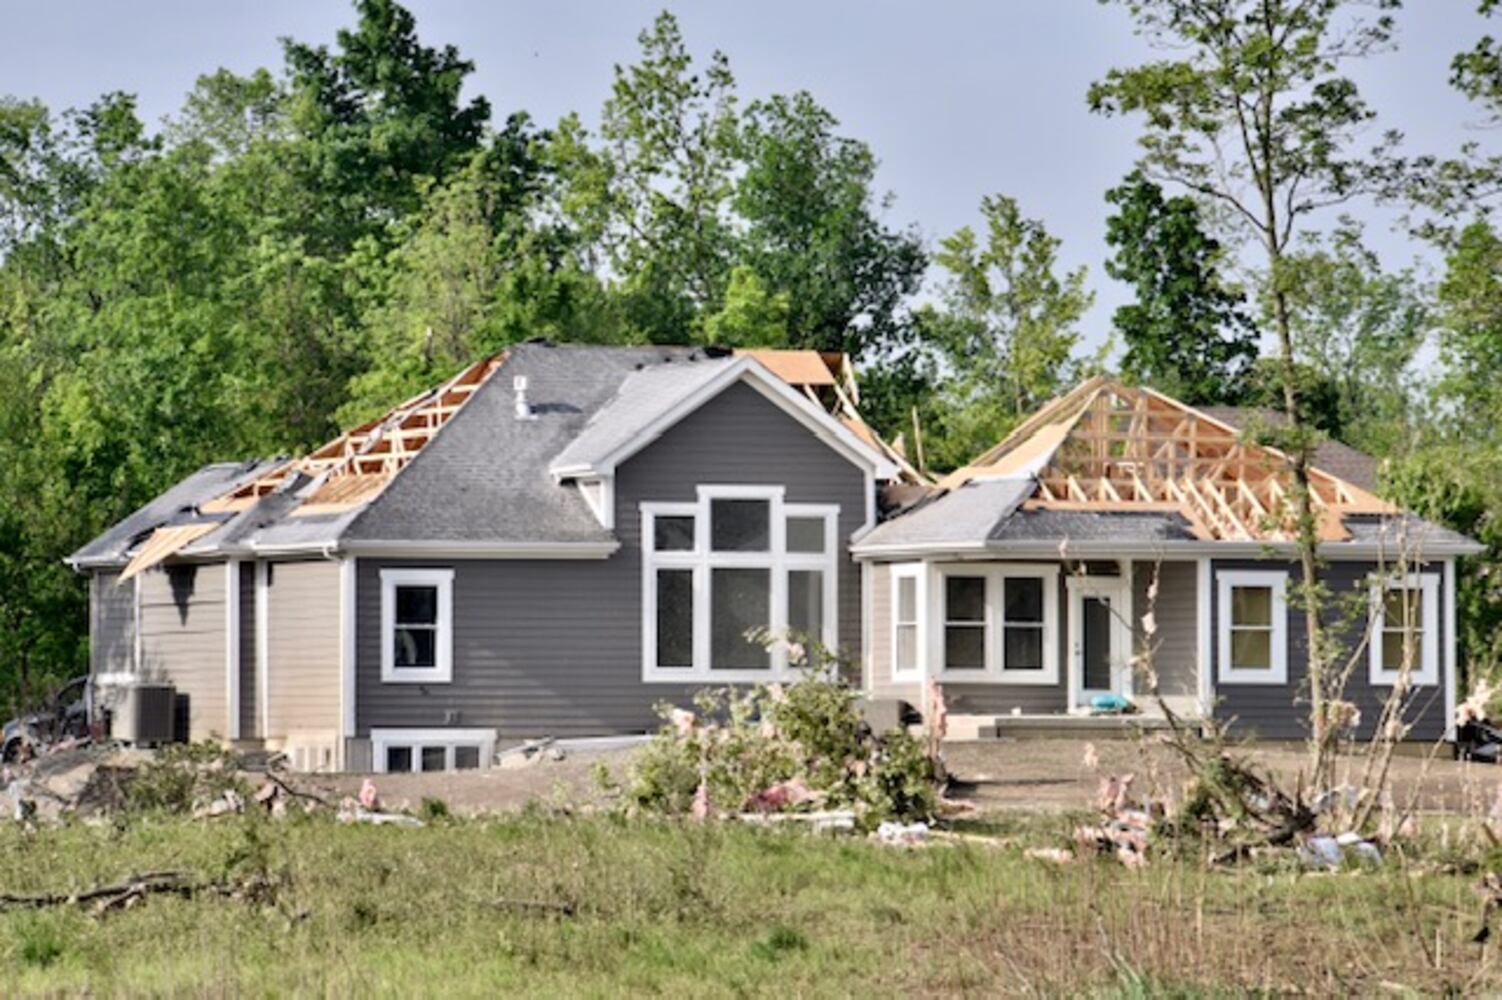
[110,683,176,746]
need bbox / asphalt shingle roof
[68,459,283,567]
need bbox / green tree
[1104,172,1255,403]
[702,266,789,348]
[734,92,924,356]
[281,0,493,234]
[921,194,1094,470]
[1274,223,1427,456]
[1090,0,1406,788]
[552,11,739,342]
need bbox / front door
[1069,579,1130,709]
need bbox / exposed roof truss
[204,354,506,517]
[952,380,1392,543]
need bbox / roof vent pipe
[513,375,537,421]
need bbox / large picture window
[641,486,839,682]
[934,564,1060,683]
[1369,572,1439,687]
[380,568,454,683]
[1216,570,1288,685]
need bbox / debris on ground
[498,738,567,769]
[736,809,856,833]
[1068,774,1155,868]
[875,820,929,846]
[1298,832,1382,870]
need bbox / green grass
[0,810,1493,996]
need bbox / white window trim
[890,563,924,682]
[370,728,495,773]
[640,485,840,683]
[1217,570,1289,685]
[1368,572,1440,687]
[932,563,1060,685]
[379,568,455,684]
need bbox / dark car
[1,676,92,763]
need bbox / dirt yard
[299,738,1501,818]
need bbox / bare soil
[296,738,1501,818]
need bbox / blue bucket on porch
[1089,693,1133,715]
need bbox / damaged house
[70,349,1482,770]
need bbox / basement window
[371,729,495,773]
[1217,570,1288,685]
[641,486,839,682]
[1369,573,1439,687]
[380,569,454,683]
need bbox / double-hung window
[1217,570,1288,685]
[936,565,1059,683]
[642,486,839,682]
[380,569,454,683]
[890,565,923,681]
[1369,572,1439,686]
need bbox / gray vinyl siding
[90,570,136,676]
[354,381,870,739]
[238,561,258,739]
[942,568,1069,716]
[1133,561,1198,699]
[137,563,227,742]
[264,560,341,739]
[1211,559,1449,741]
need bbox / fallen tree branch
[490,897,576,918]
[0,870,195,912]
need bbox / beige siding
[138,563,228,741]
[265,560,341,741]
[868,563,921,704]
[1133,560,1198,701]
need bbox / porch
[868,556,1209,714]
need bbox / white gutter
[850,539,1487,561]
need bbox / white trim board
[225,559,241,741]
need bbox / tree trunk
[1266,226,1330,794]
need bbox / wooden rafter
[964,380,1398,543]
[212,353,507,515]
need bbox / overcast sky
[1,1,1494,346]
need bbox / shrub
[619,635,940,830]
[127,741,247,815]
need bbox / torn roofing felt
[70,342,902,569]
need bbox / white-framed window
[641,486,839,682]
[890,564,923,681]
[1369,572,1440,687]
[934,564,1059,684]
[380,568,454,683]
[371,728,494,773]
[1217,570,1288,685]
